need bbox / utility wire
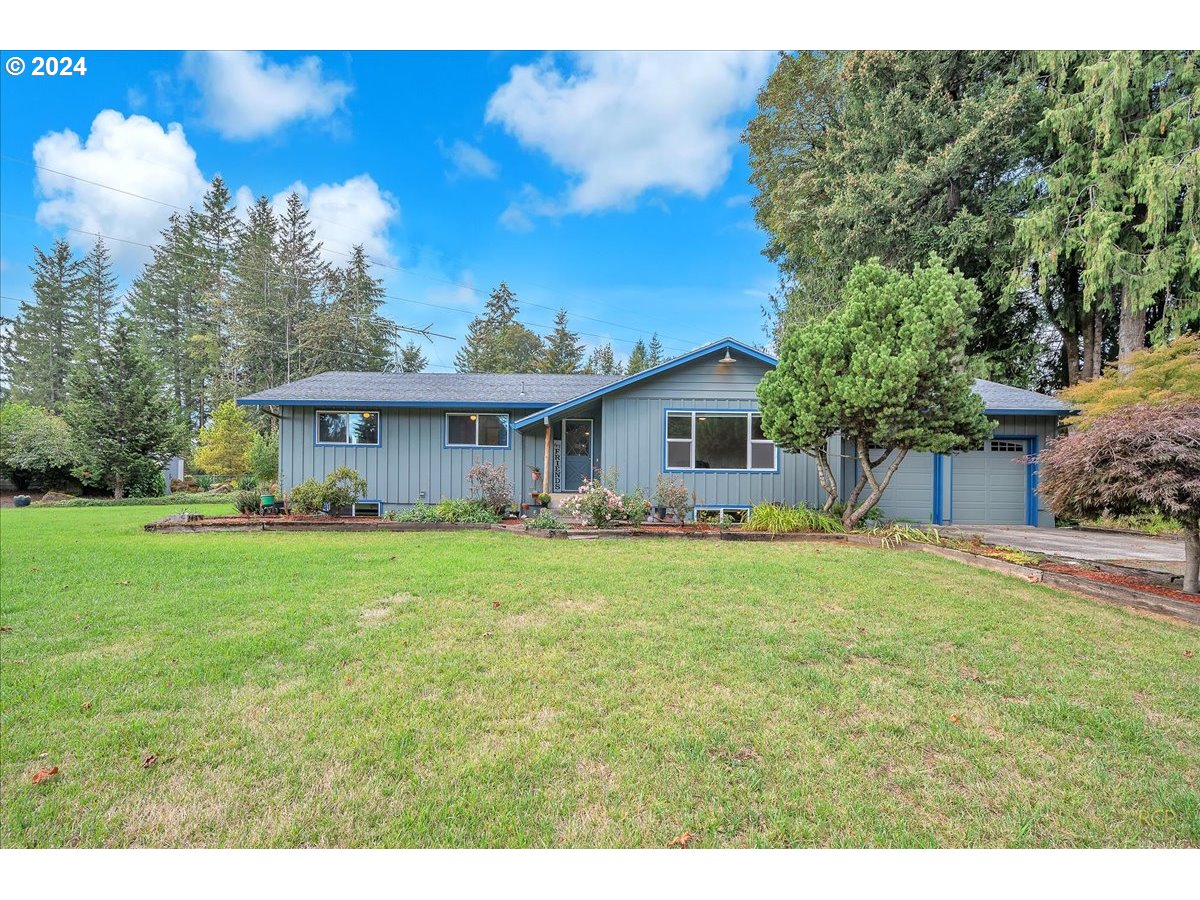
[0,155,710,350]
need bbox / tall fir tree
[9,239,84,412]
[454,281,544,372]
[646,333,665,367]
[1017,51,1200,370]
[541,308,585,373]
[65,317,181,498]
[77,238,118,347]
[625,339,650,375]
[227,195,284,393]
[746,51,1048,384]
[314,244,398,374]
[191,176,242,404]
[583,342,622,376]
[398,341,429,373]
[276,192,329,381]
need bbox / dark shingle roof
[973,379,1071,413]
[238,371,621,407]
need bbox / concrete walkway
[944,524,1184,566]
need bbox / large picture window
[665,411,776,471]
[316,410,379,446]
[445,412,509,448]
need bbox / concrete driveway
[944,525,1185,569]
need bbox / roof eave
[236,398,552,410]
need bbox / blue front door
[563,419,593,491]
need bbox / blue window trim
[661,407,780,474]
[443,411,512,450]
[512,338,777,429]
[314,409,382,448]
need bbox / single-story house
[238,337,1071,526]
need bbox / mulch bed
[1037,562,1199,605]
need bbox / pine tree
[66,317,182,498]
[228,195,284,393]
[77,238,118,347]
[191,176,242,404]
[625,339,650,375]
[314,245,398,374]
[398,341,428,373]
[1017,51,1200,370]
[454,281,544,372]
[583,342,622,376]
[9,239,84,412]
[647,333,665,367]
[276,192,329,381]
[541,308,585,373]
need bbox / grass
[1,503,1197,848]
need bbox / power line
[0,155,711,350]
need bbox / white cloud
[33,109,206,267]
[485,52,773,217]
[498,184,558,233]
[440,139,498,180]
[183,51,351,140]
[271,174,399,267]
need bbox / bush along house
[237,338,1071,526]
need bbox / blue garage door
[950,439,1029,525]
[870,451,935,523]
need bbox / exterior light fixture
[719,349,735,364]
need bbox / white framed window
[695,506,749,524]
[316,410,380,446]
[352,501,381,517]
[445,412,509,449]
[990,439,1026,454]
[665,411,776,472]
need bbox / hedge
[30,493,237,508]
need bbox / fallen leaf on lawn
[949,714,960,724]
[667,830,696,848]
[30,567,40,572]
[345,676,353,685]
[11,659,24,665]
[484,631,493,637]
[32,766,59,784]
[492,601,501,608]
[1185,650,1193,659]
[142,754,157,769]
[389,555,397,560]
[0,624,12,633]
[115,580,130,586]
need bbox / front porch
[517,402,602,499]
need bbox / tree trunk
[1184,527,1199,595]
[113,476,125,500]
[1117,283,1146,374]
[1061,324,1080,387]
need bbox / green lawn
[1,505,1197,847]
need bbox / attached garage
[949,438,1033,526]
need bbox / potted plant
[260,482,276,511]
[538,492,551,508]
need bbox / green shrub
[289,478,326,515]
[249,431,279,486]
[126,459,167,498]
[386,501,442,523]
[746,503,845,534]
[433,498,500,523]
[322,466,368,513]
[622,486,649,526]
[524,510,566,531]
[31,493,236,508]
[538,492,551,507]
[231,490,261,515]
[196,474,215,492]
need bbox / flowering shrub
[467,460,513,514]
[654,475,692,523]
[560,468,650,527]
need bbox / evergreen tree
[454,281,544,372]
[65,317,182,498]
[77,238,118,347]
[625,339,650,375]
[9,239,84,412]
[746,51,1048,384]
[541,308,585,373]
[647,333,665,367]
[191,176,242,403]
[311,245,398,374]
[583,342,622,376]
[228,195,284,393]
[398,341,428,373]
[1017,51,1200,370]
[276,192,329,381]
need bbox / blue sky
[0,50,779,369]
